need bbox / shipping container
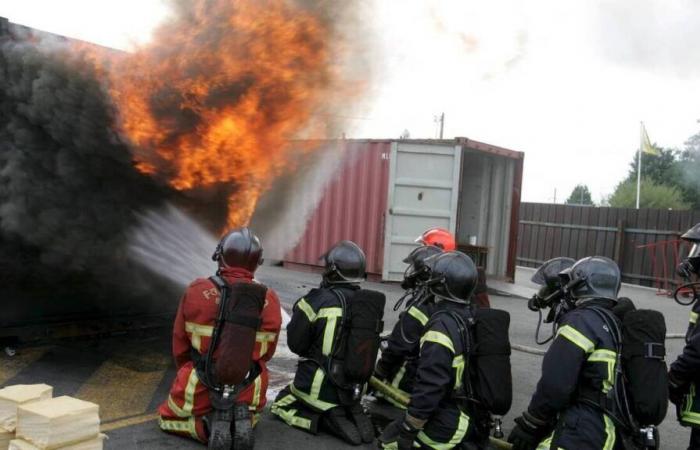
[283,138,524,282]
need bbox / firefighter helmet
[426,251,478,303]
[321,240,367,284]
[531,257,576,290]
[568,256,621,302]
[679,223,700,277]
[415,227,456,251]
[212,227,263,272]
[402,245,443,289]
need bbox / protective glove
[397,418,420,450]
[678,260,696,280]
[508,411,551,450]
[668,372,690,406]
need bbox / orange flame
[102,0,350,229]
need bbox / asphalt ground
[0,265,694,449]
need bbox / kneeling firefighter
[373,245,443,408]
[271,241,386,445]
[158,228,282,449]
[669,223,700,450]
[379,251,512,450]
[509,256,667,450]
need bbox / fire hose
[369,376,513,450]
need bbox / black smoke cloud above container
[0,33,170,307]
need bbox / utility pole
[439,112,445,139]
[553,188,557,204]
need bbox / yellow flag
[641,122,659,155]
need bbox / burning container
[283,138,524,282]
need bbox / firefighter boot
[322,406,362,445]
[232,403,254,450]
[347,403,375,443]
[208,390,236,450]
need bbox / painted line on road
[101,412,160,432]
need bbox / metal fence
[517,203,700,289]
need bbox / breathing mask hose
[673,281,700,306]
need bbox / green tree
[625,146,678,185]
[608,178,689,209]
[566,184,594,206]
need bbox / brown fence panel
[517,203,700,288]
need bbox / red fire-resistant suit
[158,267,282,442]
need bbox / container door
[382,142,462,281]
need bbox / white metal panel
[382,142,462,281]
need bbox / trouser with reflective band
[536,404,616,450]
[680,383,700,428]
[271,386,323,434]
[158,361,265,442]
[380,403,472,450]
[376,361,418,410]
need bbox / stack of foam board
[0,385,53,433]
[8,435,105,450]
[0,385,53,450]
[15,397,100,450]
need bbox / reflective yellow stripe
[271,406,313,430]
[318,307,343,356]
[249,375,262,411]
[256,331,277,357]
[296,298,316,322]
[588,349,617,393]
[453,354,465,389]
[557,325,595,353]
[273,394,297,408]
[682,384,700,424]
[421,331,455,353]
[167,369,199,418]
[691,311,699,325]
[167,395,187,417]
[417,411,469,449]
[391,363,407,388]
[289,369,337,411]
[159,417,200,441]
[185,322,214,352]
[408,306,429,326]
[603,414,616,450]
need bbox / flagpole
[636,122,642,209]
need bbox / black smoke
[0,26,175,325]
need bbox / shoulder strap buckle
[645,342,665,359]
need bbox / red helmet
[415,227,456,251]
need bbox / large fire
[100,0,350,228]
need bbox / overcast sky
[1,0,699,203]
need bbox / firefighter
[271,240,376,445]
[416,227,490,308]
[378,251,484,450]
[669,223,700,450]
[373,245,442,409]
[508,256,622,450]
[158,228,282,448]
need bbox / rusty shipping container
[283,138,525,282]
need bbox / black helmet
[681,223,700,243]
[531,257,576,290]
[402,245,443,289]
[321,240,366,284]
[212,227,263,272]
[568,256,621,302]
[425,251,478,303]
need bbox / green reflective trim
[296,298,316,322]
[453,355,465,389]
[159,417,200,440]
[317,307,343,319]
[691,312,698,325]
[317,307,343,355]
[273,394,297,408]
[682,383,700,424]
[557,325,595,353]
[408,306,429,326]
[421,331,455,353]
[392,363,407,388]
[271,406,312,430]
[603,414,616,450]
[290,369,337,411]
[380,442,399,450]
[417,411,469,449]
[588,349,617,393]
